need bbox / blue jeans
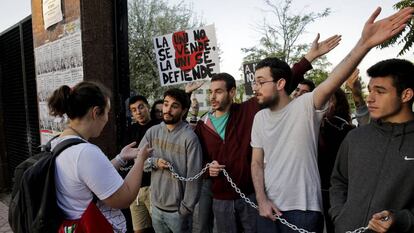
[192,179,214,233]
[257,210,324,233]
[151,206,191,233]
[212,194,257,233]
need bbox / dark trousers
[192,179,214,233]
[322,190,335,233]
[257,210,324,233]
[212,194,257,233]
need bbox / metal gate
[0,16,40,187]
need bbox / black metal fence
[0,16,40,188]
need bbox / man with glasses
[250,7,413,233]
[192,33,341,233]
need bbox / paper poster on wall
[43,0,63,29]
[153,24,220,86]
[34,19,83,143]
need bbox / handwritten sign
[243,62,257,95]
[153,25,220,86]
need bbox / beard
[212,96,231,112]
[163,113,181,125]
[258,92,280,109]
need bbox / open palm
[361,7,414,49]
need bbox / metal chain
[160,162,368,233]
[167,162,210,182]
[221,169,314,233]
[119,165,133,171]
[345,227,369,233]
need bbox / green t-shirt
[208,112,229,140]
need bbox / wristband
[115,154,128,167]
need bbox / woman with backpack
[48,81,152,233]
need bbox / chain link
[345,227,369,233]
[160,162,367,233]
[221,169,314,233]
[167,162,210,182]
[119,165,133,171]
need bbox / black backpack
[8,137,86,233]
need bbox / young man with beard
[140,88,202,233]
[330,59,414,233]
[250,7,413,233]
[193,34,342,233]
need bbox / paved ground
[0,201,11,233]
[0,191,11,233]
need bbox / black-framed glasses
[251,80,275,88]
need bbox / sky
[1,0,413,84]
[0,1,31,32]
[170,0,414,83]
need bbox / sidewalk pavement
[0,202,11,233]
[0,191,11,233]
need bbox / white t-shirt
[52,135,125,230]
[251,93,326,212]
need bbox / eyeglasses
[251,80,275,88]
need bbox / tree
[128,0,201,100]
[243,0,330,64]
[242,0,332,84]
[379,0,414,55]
[234,83,246,103]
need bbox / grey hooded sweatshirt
[140,121,202,216]
[330,119,414,233]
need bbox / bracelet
[115,154,128,167]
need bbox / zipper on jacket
[363,129,392,224]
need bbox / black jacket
[330,119,414,233]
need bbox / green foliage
[128,0,202,99]
[242,0,330,65]
[234,84,246,103]
[379,0,414,55]
[306,68,328,86]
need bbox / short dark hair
[256,57,292,91]
[333,88,351,123]
[211,72,236,91]
[163,88,190,110]
[367,59,414,105]
[129,95,149,107]
[48,81,111,119]
[299,79,316,91]
[150,99,163,121]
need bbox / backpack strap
[39,134,61,152]
[51,138,86,158]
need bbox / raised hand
[305,33,341,62]
[345,69,362,94]
[360,7,414,50]
[185,81,206,93]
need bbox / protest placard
[243,62,257,95]
[153,24,220,86]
